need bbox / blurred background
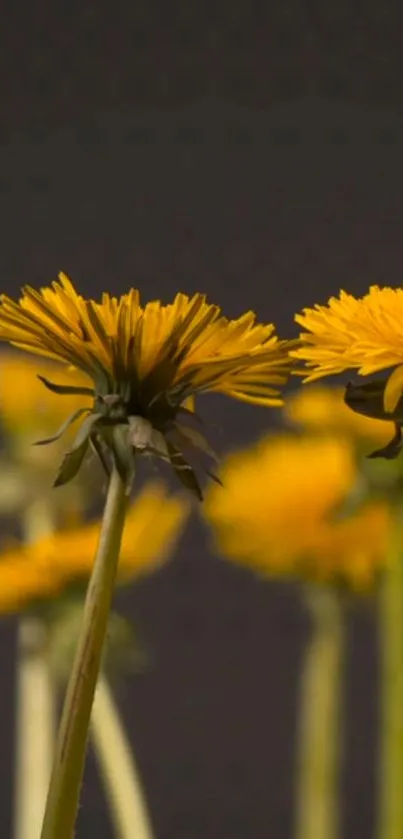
[1,3,403,837]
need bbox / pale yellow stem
[14,620,56,839]
[378,512,403,839]
[14,500,57,839]
[295,585,344,839]
[91,676,155,839]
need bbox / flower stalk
[91,675,155,839]
[40,466,128,839]
[377,508,403,839]
[295,585,344,839]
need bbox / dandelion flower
[0,482,189,614]
[204,434,391,591]
[294,286,403,411]
[0,273,293,496]
[293,286,403,459]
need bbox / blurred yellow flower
[0,483,189,614]
[204,434,391,590]
[0,553,60,613]
[284,385,394,451]
[311,503,391,589]
[0,351,91,440]
[293,286,403,413]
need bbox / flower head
[0,274,293,497]
[204,434,391,591]
[293,286,403,404]
[293,286,403,459]
[0,482,189,614]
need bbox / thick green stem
[14,500,57,839]
[377,511,403,839]
[91,675,155,839]
[295,585,344,839]
[40,467,128,839]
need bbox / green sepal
[173,422,219,463]
[344,380,403,422]
[344,380,403,460]
[205,469,223,487]
[166,440,203,500]
[368,424,403,460]
[90,433,111,478]
[53,412,103,487]
[54,442,89,488]
[176,404,204,425]
[34,407,91,446]
[110,424,136,494]
[37,374,95,398]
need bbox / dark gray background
[1,4,403,837]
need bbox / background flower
[0,483,189,614]
[0,351,95,517]
[293,285,403,413]
[0,352,92,441]
[204,433,391,591]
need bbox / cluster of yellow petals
[0,273,292,407]
[204,434,391,591]
[293,285,403,413]
[0,483,189,614]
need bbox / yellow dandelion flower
[0,483,189,614]
[293,286,403,459]
[204,434,391,591]
[0,273,293,497]
[284,385,394,451]
[294,285,403,411]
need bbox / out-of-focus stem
[91,675,155,839]
[14,500,57,839]
[378,509,403,839]
[295,585,344,839]
[14,619,56,839]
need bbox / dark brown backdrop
[0,4,402,838]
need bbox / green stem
[40,467,128,839]
[295,585,344,839]
[91,675,155,839]
[377,510,403,839]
